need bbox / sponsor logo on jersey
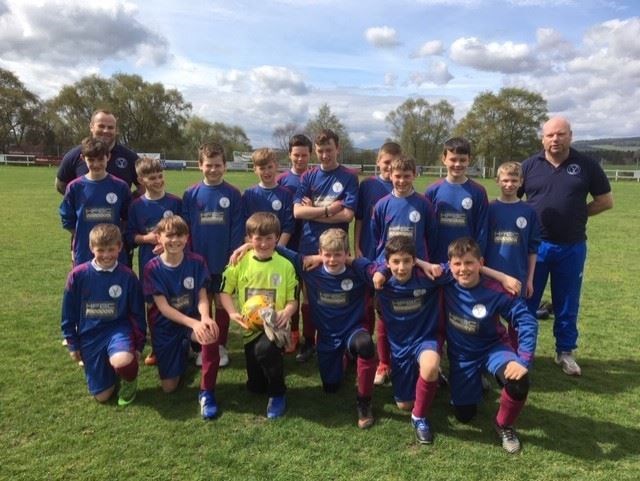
[106,192,118,204]
[272,199,282,211]
[115,157,128,169]
[332,182,344,193]
[461,197,473,210]
[341,279,354,291]
[183,277,195,289]
[200,211,225,225]
[516,216,528,229]
[219,197,230,208]
[313,194,337,207]
[109,285,122,298]
[84,301,117,319]
[493,230,519,245]
[472,304,487,318]
[318,291,348,307]
[391,297,423,314]
[448,313,479,334]
[85,207,114,222]
[170,293,191,312]
[566,164,581,176]
[388,225,414,239]
[439,211,467,227]
[409,210,421,223]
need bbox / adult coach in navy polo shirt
[520,116,613,376]
[55,109,141,195]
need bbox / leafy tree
[272,122,302,154]
[182,116,252,161]
[305,104,353,160]
[0,68,44,153]
[455,87,548,168]
[386,98,455,165]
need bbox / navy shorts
[390,340,439,403]
[153,322,192,380]
[316,328,366,386]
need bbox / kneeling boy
[61,224,146,405]
[143,215,221,419]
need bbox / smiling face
[386,251,415,283]
[376,153,396,181]
[158,231,188,258]
[89,112,117,148]
[140,171,165,197]
[250,233,278,260]
[497,173,522,200]
[289,146,311,174]
[542,117,572,161]
[442,151,470,183]
[320,247,348,274]
[83,154,108,178]
[254,160,278,188]
[391,168,415,197]
[315,139,340,170]
[199,155,226,185]
[450,252,483,289]
[90,242,122,269]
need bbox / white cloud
[584,17,640,58]
[411,40,444,58]
[408,60,454,86]
[384,72,398,87]
[450,36,539,73]
[365,26,400,48]
[249,66,309,95]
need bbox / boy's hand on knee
[504,361,528,380]
[202,316,219,341]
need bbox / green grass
[1,166,639,481]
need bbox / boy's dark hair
[443,137,471,157]
[289,134,313,153]
[378,141,402,158]
[81,137,109,159]
[198,142,226,164]
[447,236,482,261]
[251,148,277,168]
[135,156,164,177]
[89,223,122,248]
[314,129,339,147]
[246,212,281,238]
[390,154,416,174]
[155,215,189,237]
[384,236,417,260]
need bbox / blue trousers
[527,240,587,353]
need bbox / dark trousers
[244,333,286,397]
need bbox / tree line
[2,66,551,165]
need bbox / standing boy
[219,213,298,419]
[143,216,221,419]
[182,142,244,367]
[425,137,489,263]
[293,129,359,361]
[60,137,132,266]
[443,237,537,454]
[241,148,294,247]
[61,224,146,405]
[370,155,437,385]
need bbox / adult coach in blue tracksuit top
[520,116,613,376]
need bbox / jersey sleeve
[341,171,359,212]
[229,188,245,254]
[60,270,81,351]
[59,185,77,230]
[501,297,538,367]
[474,187,489,255]
[221,263,239,295]
[56,150,78,185]
[275,245,303,276]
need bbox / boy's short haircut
[378,141,402,158]
[384,236,417,260]
[89,223,122,248]
[289,134,313,153]
[314,129,339,147]
[443,137,471,157]
[390,154,416,174]
[496,161,522,179]
[81,137,109,159]
[318,228,349,253]
[135,156,164,177]
[251,148,277,168]
[448,236,482,261]
[245,212,281,238]
[155,214,189,237]
[198,142,226,165]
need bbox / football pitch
[1,165,639,481]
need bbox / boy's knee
[349,331,375,359]
[109,351,134,369]
[505,374,530,401]
[453,404,477,423]
[396,401,413,411]
[161,378,180,393]
[94,386,115,403]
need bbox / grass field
[1,165,639,481]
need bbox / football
[241,294,274,329]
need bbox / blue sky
[1,0,639,149]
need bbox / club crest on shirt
[163,210,174,218]
[332,182,344,193]
[461,197,473,210]
[219,197,230,208]
[566,164,581,176]
[472,303,487,318]
[106,192,118,204]
[341,279,354,291]
[409,210,421,223]
[516,216,528,229]
[115,157,128,169]
[271,273,282,286]
[272,199,282,211]
[109,285,122,298]
[183,277,195,289]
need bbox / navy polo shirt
[519,148,610,244]
[57,143,140,189]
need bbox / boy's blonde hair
[496,161,522,179]
[251,148,277,168]
[378,141,402,159]
[198,142,226,164]
[391,154,416,174]
[155,215,189,237]
[447,236,482,261]
[81,137,109,159]
[89,224,122,248]
[319,228,349,253]
[246,212,281,238]
[135,156,164,177]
